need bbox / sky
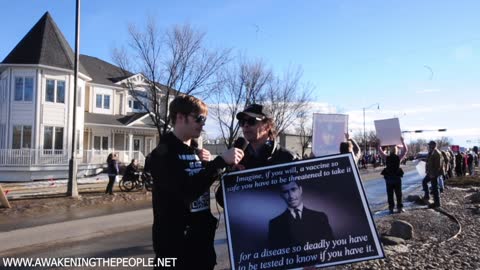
[1,0,480,147]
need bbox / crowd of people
[101,93,478,268]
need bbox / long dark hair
[107,153,113,164]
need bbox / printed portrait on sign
[221,154,384,270]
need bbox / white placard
[374,118,402,146]
[312,114,348,156]
[416,161,426,178]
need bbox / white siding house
[0,12,169,181]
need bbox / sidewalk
[0,209,152,256]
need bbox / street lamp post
[363,103,380,155]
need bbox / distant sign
[374,118,402,146]
[221,154,384,270]
[451,145,460,152]
[312,114,348,156]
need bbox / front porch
[0,149,147,182]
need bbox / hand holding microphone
[221,137,247,165]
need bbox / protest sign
[312,114,348,156]
[374,118,402,146]
[451,145,459,152]
[221,154,384,270]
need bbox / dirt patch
[0,191,151,229]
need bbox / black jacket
[215,140,298,207]
[150,132,228,269]
[268,207,333,249]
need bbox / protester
[105,153,119,195]
[215,103,298,207]
[423,141,443,208]
[339,133,362,163]
[447,149,455,179]
[378,137,408,214]
[467,151,475,176]
[439,150,450,192]
[455,151,464,177]
[149,95,243,270]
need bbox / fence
[0,149,145,167]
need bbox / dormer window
[129,99,142,110]
[95,94,111,109]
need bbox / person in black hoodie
[215,104,298,207]
[149,95,243,270]
[378,137,408,214]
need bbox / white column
[128,133,133,161]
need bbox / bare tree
[260,67,312,135]
[210,58,272,147]
[296,109,313,158]
[436,136,452,149]
[113,19,230,136]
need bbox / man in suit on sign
[268,180,334,249]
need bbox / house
[0,12,169,181]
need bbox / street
[7,169,424,270]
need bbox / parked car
[414,152,429,162]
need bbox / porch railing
[0,149,69,166]
[0,149,145,167]
[82,150,146,166]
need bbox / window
[128,98,143,111]
[96,94,102,108]
[46,79,55,102]
[45,79,65,103]
[95,94,111,109]
[103,95,110,109]
[12,125,32,149]
[43,126,64,153]
[93,136,109,150]
[133,100,142,110]
[14,76,34,101]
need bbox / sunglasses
[239,117,260,127]
[190,114,207,124]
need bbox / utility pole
[68,0,81,197]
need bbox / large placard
[374,118,402,146]
[312,114,348,156]
[221,154,384,270]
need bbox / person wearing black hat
[422,140,443,208]
[215,104,298,207]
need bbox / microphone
[233,137,248,151]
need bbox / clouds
[415,89,441,94]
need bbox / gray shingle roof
[80,54,132,87]
[2,12,89,76]
[84,112,152,127]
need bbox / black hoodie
[150,132,227,269]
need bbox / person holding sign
[378,137,408,214]
[215,104,298,206]
[149,95,244,270]
[268,180,334,249]
[339,133,362,164]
